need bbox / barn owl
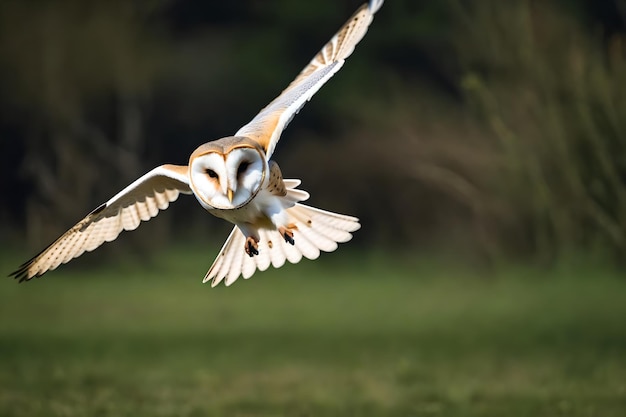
[10,0,384,286]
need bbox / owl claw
[279,227,295,245]
[245,237,259,257]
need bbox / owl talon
[279,227,295,245]
[245,237,259,257]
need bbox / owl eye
[206,169,218,179]
[237,161,250,176]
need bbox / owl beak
[227,188,234,203]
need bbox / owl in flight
[11,0,384,287]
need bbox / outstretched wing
[10,164,192,282]
[235,0,384,159]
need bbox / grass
[0,246,625,416]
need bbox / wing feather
[291,230,321,261]
[235,1,384,159]
[10,164,191,282]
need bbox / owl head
[189,137,267,210]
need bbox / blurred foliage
[1,0,625,268]
[456,0,626,262]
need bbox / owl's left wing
[10,164,192,282]
[235,0,384,159]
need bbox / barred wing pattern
[235,0,384,159]
[10,165,192,282]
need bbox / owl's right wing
[235,0,384,160]
[10,164,192,282]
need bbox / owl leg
[264,201,296,246]
[245,236,259,257]
[278,226,295,245]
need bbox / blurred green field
[0,247,625,416]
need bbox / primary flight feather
[10,0,384,286]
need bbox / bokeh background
[1,0,625,416]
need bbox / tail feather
[281,179,309,203]
[288,227,321,261]
[294,218,339,253]
[204,180,360,287]
[267,231,287,269]
[204,208,360,287]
